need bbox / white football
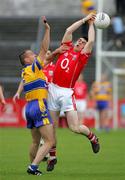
[94,12,110,29]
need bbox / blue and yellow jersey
[21,56,48,101]
[92,81,112,101]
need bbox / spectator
[43,50,56,83]
[90,74,112,131]
[74,73,88,125]
[112,14,125,48]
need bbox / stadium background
[0,1,125,179]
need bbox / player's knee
[45,136,56,148]
[69,124,80,133]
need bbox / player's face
[24,50,37,64]
[74,38,87,51]
[101,74,107,82]
[46,50,52,59]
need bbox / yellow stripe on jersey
[25,89,48,101]
[93,81,112,101]
[22,56,47,101]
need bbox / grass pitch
[0,128,125,180]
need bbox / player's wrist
[55,48,60,54]
[82,18,86,24]
[52,49,58,56]
[16,92,20,96]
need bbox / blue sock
[30,164,38,171]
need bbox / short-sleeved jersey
[43,62,55,83]
[74,81,88,100]
[21,56,48,101]
[52,42,91,88]
[92,81,112,101]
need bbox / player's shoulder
[102,81,110,85]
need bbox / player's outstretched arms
[38,16,50,61]
[81,15,96,54]
[62,13,96,43]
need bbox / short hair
[19,50,27,66]
[83,36,88,42]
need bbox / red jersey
[52,42,90,88]
[74,81,88,100]
[43,62,55,83]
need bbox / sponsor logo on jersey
[72,55,77,60]
[64,52,68,57]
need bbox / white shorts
[75,99,87,112]
[48,83,76,112]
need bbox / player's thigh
[31,127,41,144]
[49,110,60,127]
[77,111,84,120]
[61,91,76,112]
[101,108,109,118]
[48,83,60,111]
[76,100,87,112]
[66,110,79,128]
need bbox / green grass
[0,128,125,180]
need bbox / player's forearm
[66,19,85,35]
[46,48,59,63]
[17,81,23,95]
[41,28,50,53]
[88,23,95,43]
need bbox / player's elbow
[88,40,94,48]
[65,28,72,35]
[88,39,94,44]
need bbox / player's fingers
[13,95,18,102]
[42,16,47,23]
[90,13,96,19]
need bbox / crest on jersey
[64,52,68,57]
[49,70,53,76]
[72,55,77,60]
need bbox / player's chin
[74,46,81,52]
